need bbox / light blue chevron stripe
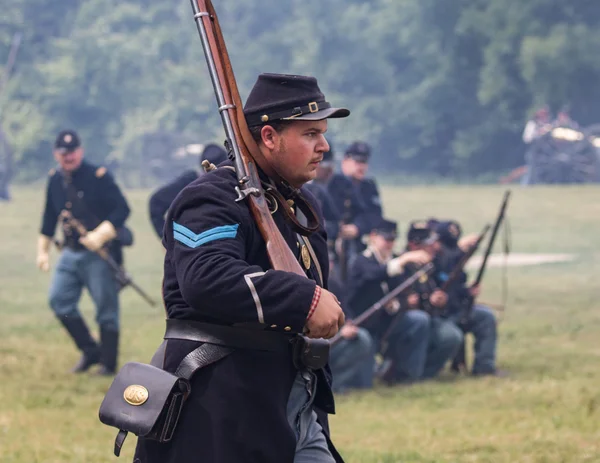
[173,222,239,249]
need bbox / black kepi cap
[372,218,398,241]
[244,73,350,127]
[435,220,462,249]
[407,221,438,245]
[54,130,81,153]
[345,141,371,163]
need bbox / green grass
[1,184,599,462]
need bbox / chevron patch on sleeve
[173,222,239,248]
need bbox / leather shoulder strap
[296,207,324,287]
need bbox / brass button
[284,326,292,332]
[287,199,294,208]
[65,201,72,209]
[270,324,277,329]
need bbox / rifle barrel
[474,190,511,286]
[190,0,305,276]
[190,1,247,184]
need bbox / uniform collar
[367,245,393,265]
[60,160,88,181]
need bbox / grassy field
[1,184,599,463]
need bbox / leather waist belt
[164,319,295,353]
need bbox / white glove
[79,220,117,252]
[386,256,405,277]
[387,250,431,277]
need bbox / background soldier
[434,220,505,377]
[148,143,228,238]
[402,222,464,379]
[35,130,131,375]
[305,146,342,251]
[342,141,383,227]
[327,151,370,280]
[347,219,432,385]
[328,251,375,394]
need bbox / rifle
[59,210,157,308]
[451,190,511,373]
[330,262,434,346]
[472,190,511,288]
[440,224,491,292]
[189,0,305,276]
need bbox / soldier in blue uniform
[327,252,375,394]
[434,220,504,377]
[133,73,349,463]
[148,143,228,238]
[326,153,369,280]
[402,222,465,379]
[36,130,131,375]
[342,141,383,226]
[305,146,342,256]
[346,218,433,385]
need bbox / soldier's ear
[260,125,278,150]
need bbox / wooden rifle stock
[191,0,304,276]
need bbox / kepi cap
[407,221,438,245]
[54,130,81,153]
[244,73,350,127]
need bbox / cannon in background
[501,125,600,185]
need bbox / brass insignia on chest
[301,244,311,270]
[96,166,107,178]
[419,274,429,283]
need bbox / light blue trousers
[49,248,120,331]
[286,370,336,463]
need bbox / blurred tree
[2,0,600,182]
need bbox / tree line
[2,0,600,183]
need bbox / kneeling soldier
[327,256,375,393]
[347,219,433,384]
[402,222,465,379]
[434,220,505,377]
